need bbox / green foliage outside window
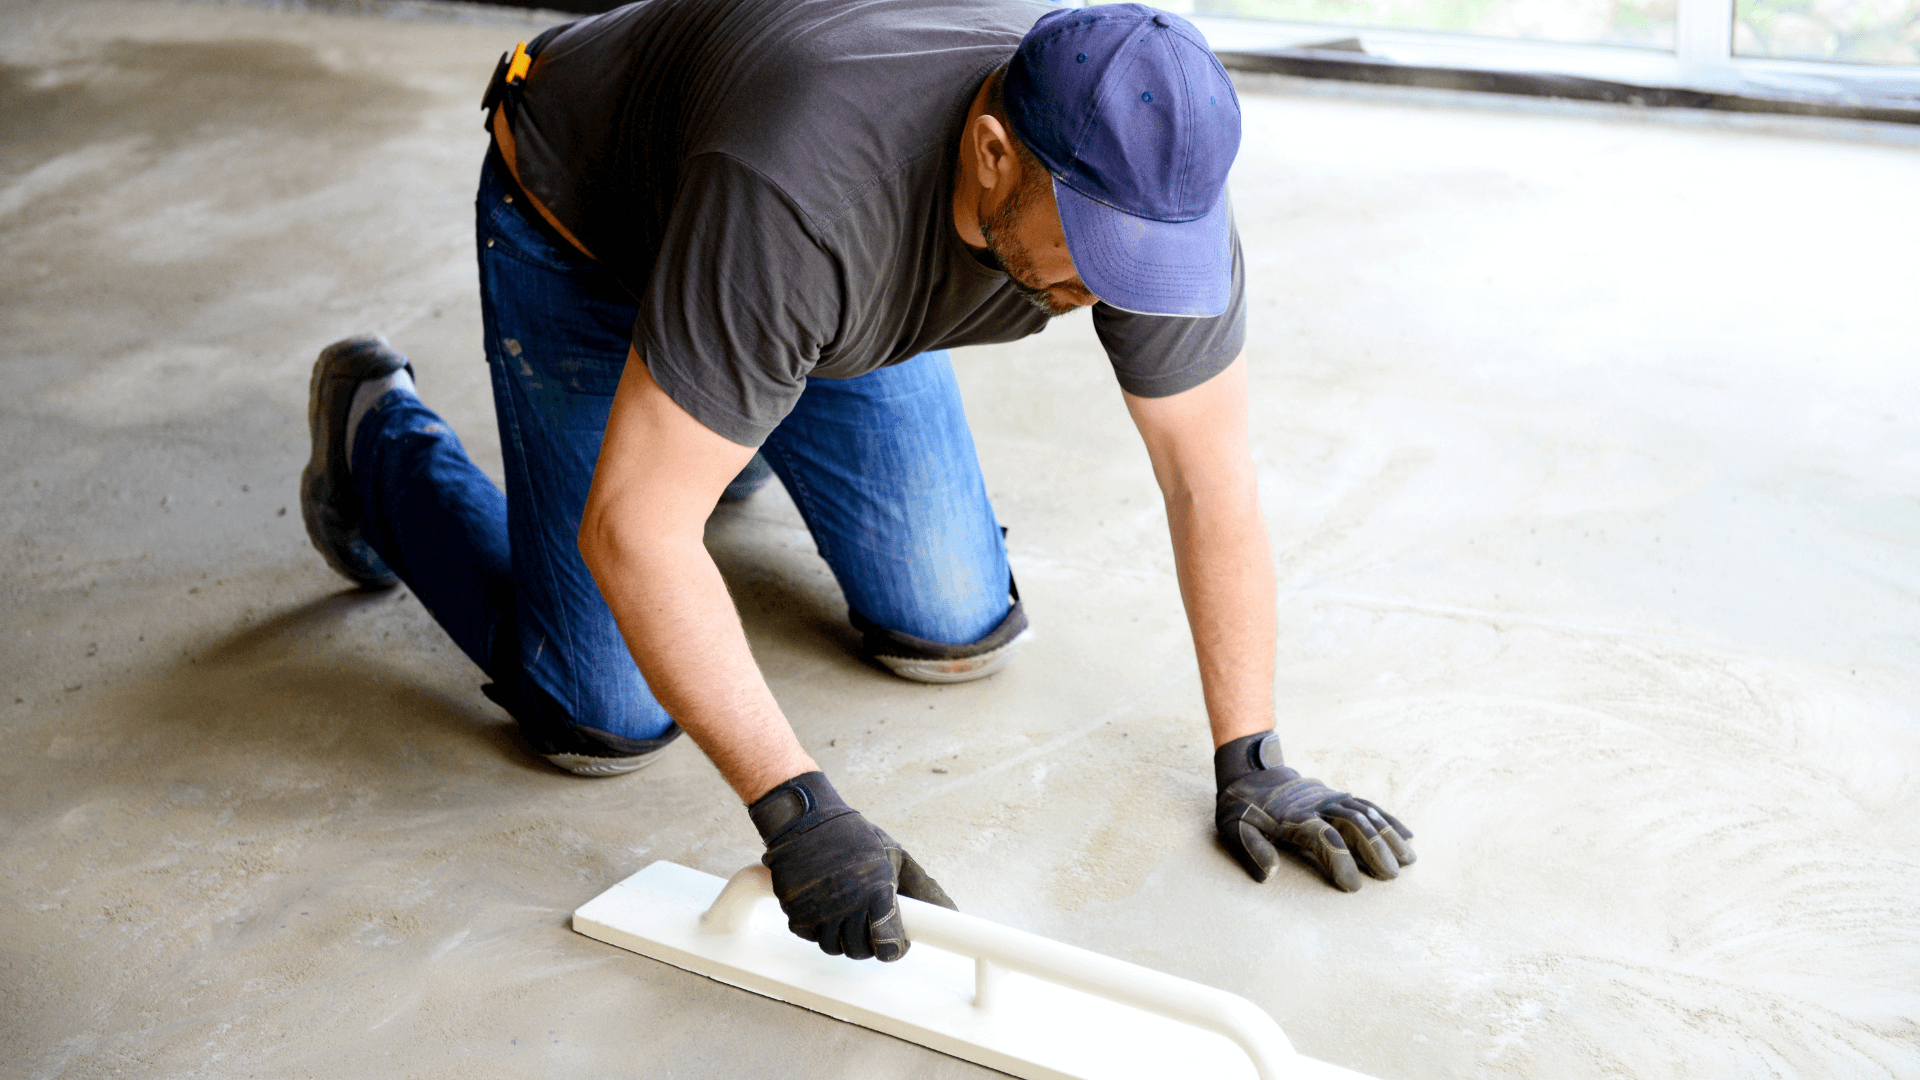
[1736,0,1920,63]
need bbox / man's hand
[1126,359,1416,890]
[1214,731,1415,891]
[749,771,957,961]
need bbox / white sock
[344,367,417,472]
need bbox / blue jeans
[349,154,1015,750]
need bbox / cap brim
[1054,178,1232,318]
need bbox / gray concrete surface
[3,1,1917,1077]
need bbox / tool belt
[480,26,561,125]
[478,26,600,262]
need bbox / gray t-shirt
[508,0,1246,446]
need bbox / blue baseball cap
[1004,4,1241,318]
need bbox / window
[1193,0,1679,51]
[1142,0,1920,110]
[1736,0,1920,64]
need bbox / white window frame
[1076,0,1920,103]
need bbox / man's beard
[979,177,1077,318]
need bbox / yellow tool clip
[505,41,532,85]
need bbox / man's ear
[969,113,1020,198]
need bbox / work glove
[748,770,957,962]
[1214,731,1416,892]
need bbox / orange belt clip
[482,40,535,119]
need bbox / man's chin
[1030,291,1077,318]
[982,230,1074,317]
[1049,287,1097,313]
[1008,278,1090,318]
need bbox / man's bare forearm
[1125,354,1276,749]
[581,525,817,802]
[1165,483,1277,748]
[579,353,816,804]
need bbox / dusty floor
[3,1,1918,1077]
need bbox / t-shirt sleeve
[634,153,843,447]
[1091,222,1247,399]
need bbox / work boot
[535,723,684,777]
[480,680,683,777]
[849,599,1030,684]
[301,334,413,588]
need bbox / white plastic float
[573,861,1378,1080]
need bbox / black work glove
[748,771,957,962]
[1214,732,1416,892]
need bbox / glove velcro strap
[1213,730,1287,791]
[749,770,857,846]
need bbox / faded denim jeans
[349,153,1012,748]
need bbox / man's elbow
[577,496,625,583]
[1159,466,1259,516]
[578,489,702,581]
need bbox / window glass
[1190,0,1678,49]
[1735,0,1920,63]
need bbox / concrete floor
[3,1,1918,1077]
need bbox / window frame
[1095,0,1920,108]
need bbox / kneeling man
[300,0,1415,962]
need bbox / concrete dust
[3,1,1918,1079]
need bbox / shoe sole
[545,750,672,777]
[301,335,412,589]
[874,628,1032,684]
